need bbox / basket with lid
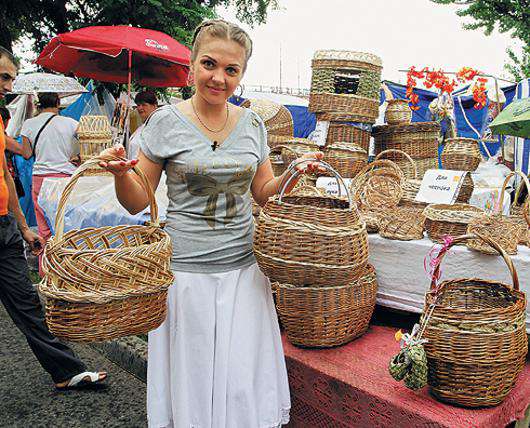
[254,160,368,287]
[421,233,527,407]
[38,155,173,342]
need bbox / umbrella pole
[124,49,132,151]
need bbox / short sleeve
[20,119,34,142]
[252,112,270,165]
[138,106,174,164]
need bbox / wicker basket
[385,99,412,125]
[254,161,368,287]
[38,155,173,342]
[241,98,294,137]
[441,138,482,172]
[320,143,367,178]
[77,116,113,175]
[310,50,382,100]
[373,122,440,160]
[269,144,301,176]
[412,158,439,178]
[309,93,380,122]
[275,264,377,348]
[374,149,418,180]
[320,119,372,151]
[421,233,527,407]
[423,203,483,244]
[379,206,425,241]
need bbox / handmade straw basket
[375,149,418,180]
[254,161,368,287]
[423,204,483,244]
[241,98,294,137]
[317,111,380,124]
[310,50,382,101]
[455,173,474,203]
[467,172,530,255]
[320,143,368,178]
[321,119,371,151]
[275,264,377,348]
[379,206,425,241]
[38,155,173,342]
[385,99,412,125]
[441,138,482,172]
[421,233,527,407]
[309,93,379,122]
[77,116,113,162]
[372,122,440,160]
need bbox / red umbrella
[36,26,191,87]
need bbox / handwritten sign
[415,169,466,204]
[308,121,330,147]
[316,177,352,198]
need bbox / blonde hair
[191,19,253,71]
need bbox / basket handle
[269,144,300,158]
[278,159,353,210]
[506,171,530,224]
[54,154,159,240]
[375,149,418,180]
[429,233,519,292]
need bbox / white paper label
[308,121,330,147]
[415,169,466,204]
[316,177,352,197]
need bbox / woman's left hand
[293,151,326,174]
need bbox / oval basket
[421,233,527,407]
[385,99,412,125]
[241,98,294,137]
[441,137,482,171]
[38,155,173,342]
[254,161,368,287]
[275,264,377,348]
[423,203,483,244]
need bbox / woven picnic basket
[275,264,377,348]
[254,160,368,287]
[441,137,482,172]
[385,99,412,125]
[38,155,173,342]
[320,119,371,151]
[241,98,294,137]
[309,93,380,121]
[320,143,367,178]
[466,172,529,255]
[372,122,440,160]
[423,203,483,244]
[421,233,527,407]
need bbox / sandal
[55,371,108,390]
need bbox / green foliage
[430,0,530,80]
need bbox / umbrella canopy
[490,97,530,139]
[36,26,191,87]
[12,72,87,96]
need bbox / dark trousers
[0,214,86,384]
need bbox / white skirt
[147,263,291,428]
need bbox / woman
[100,19,323,427]
[128,90,159,159]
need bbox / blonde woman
[100,20,323,427]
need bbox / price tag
[415,169,466,204]
[316,177,352,197]
[308,121,330,147]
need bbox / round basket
[423,203,483,244]
[421,233,527,407]
[38,155,173,342]
[320,119,372,151]
[275,264,377,348]
[320,143,368,178]
[441,138,482,172]
[254,161,368,287]
[373,122,440,160]
[308,93,379,122]
[241,98,294,137]
[379,206,425,241]
[385,99,412,125]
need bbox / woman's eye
[226,67,238,76]
[202,60,215,68]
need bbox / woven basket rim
[312,50,382,67]
[372,121,440,135]
[423,203,483,223]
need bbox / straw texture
[423,204,483,244]
[241,98,294,137]
[385,99,412,125]
[441,138,482,171]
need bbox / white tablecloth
[368,234,530,332]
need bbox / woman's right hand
[98,145,138,177]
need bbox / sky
[217,0,522,90]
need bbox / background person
[128,90,159,159]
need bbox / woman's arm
[251,152,324,206]
[99,146,164,215]
[5,135,32,159]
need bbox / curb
[91,336,148,382]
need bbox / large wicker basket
[321,119,371,151]
[241,98,294,137]
[38,155,173,342]
[254,161,368,287]
[441,137,482,171]
[372,122,440,160]
[421,233,527,407]
[385,99,412,125]
[423,203,483,244]
[320,143,367,178]
[275,264,377,348]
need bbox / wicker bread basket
[421,233,527,407]
[38,155,173,342]
[254,160,368,287]
[241,98,294,137]
[275,264,377,348]
[423,203,483,244]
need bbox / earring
[235,84,244,99]
[186,72,194,87]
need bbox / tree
[430,0,530,81]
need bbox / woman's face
[191,36,246,105]
[136,102,157,122]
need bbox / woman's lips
[207,86,225,94]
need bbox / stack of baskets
[309,50,382,152]
[77,116,113,175]
[254,161,377,348]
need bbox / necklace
[191,96,230,133]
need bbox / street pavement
[0,302,147,428]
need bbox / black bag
[5,151,25,198]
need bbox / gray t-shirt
[139,105,270,273]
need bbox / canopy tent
[61,81,116,122]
